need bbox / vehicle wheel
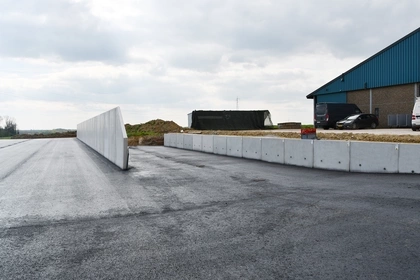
[413,127,417,131]
[352,123,357,129]
[323,126,329,130]
[371,123,377,129]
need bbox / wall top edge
[164,133,420,146]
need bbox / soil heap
[125,119,182,146]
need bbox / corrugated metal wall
[310,28,420,97]
[316,92,347,103]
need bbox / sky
[0,0,419,130]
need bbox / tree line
[0,116,18,137]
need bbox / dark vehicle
[335,113,379,129]
[315,103,362,130]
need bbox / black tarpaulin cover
[190,110,272,130]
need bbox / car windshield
[346,115,359,120]
[315,105,326,114]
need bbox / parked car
[412,98,420,131]
[335,113,379,129]
[315,103,362,130]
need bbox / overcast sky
[0,0,419,129]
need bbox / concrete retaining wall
[164,133,420,174]
[176,134,184,149]
[193,134,202,151]
[242,137,261,160]
[202,135,214,153]
[183,134,194,150]
[165,133,177,148]
[350,142,399,173]
[284,139,313,168]
[399,144,420,174]
[77,107,128,170]
[227,136,243,157]
[214,136,227,155]
[261,138,285,164]
[314,140,350,172]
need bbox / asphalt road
[0,138,419,279]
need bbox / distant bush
[301,124,315,128]
[0,116,17,137]
[12,131,76,139]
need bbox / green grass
[0,136,12,139]
[264,125,279,129]
[127,131,158,137]
[301,124,315,128]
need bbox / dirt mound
[126,119,182,146]
[125,119,181,135]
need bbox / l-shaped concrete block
[77,107,128,170]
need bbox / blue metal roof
[307,27,420,99]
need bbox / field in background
[7,120,420,145]
[12,130,76,139]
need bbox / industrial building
[188,110,273,130]
[307,27,420,128]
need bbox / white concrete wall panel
[350,142,399,173]
[164,133,420,174]
[314,140,350,172]
[202,135,214,153]
[242,137,262,160]
[164,133,176,147]
[176,134,184,149]
[261,138,285,164]
[169,134,177,147]
[284,139,314,168]
[172,134,178,147]
[398,144,420,174]
[214,136,227,155]
[226,136,243,157]
[183,134,194,150]
[193,135,203,151]
[77,107,128,170]
[171,134,177,147]
[164,134,170,146]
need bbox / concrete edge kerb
[164,133,420,174]
[77,107,129,170]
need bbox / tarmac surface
[0,138,420,279]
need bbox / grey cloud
[2,0,419,129]
[156,0,420,60]
[2,0,419,68]
[14,73,198,107]
[170,52,222,72]
[148,63,167,76]
[0,0,126,63]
